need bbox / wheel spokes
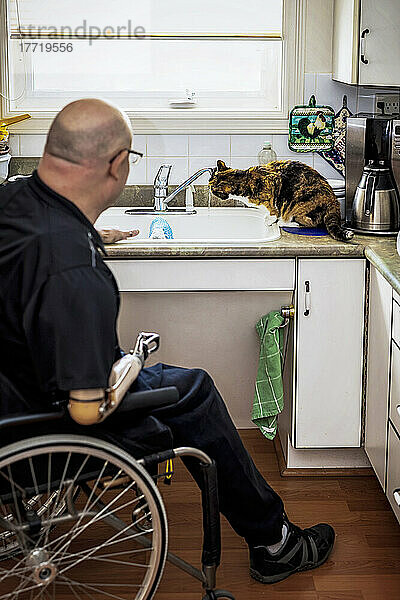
[0,441,166,600]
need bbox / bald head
[38,99,134,223]
[44,99,132,165]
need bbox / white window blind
[5,0,284,113]
[8,1,282,36]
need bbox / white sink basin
[95,207,281,245]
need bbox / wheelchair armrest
[116,387,179,414]
[0,388,178,431]
[0,411,65,431]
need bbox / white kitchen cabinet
[333,0,400,86]
[110,259,295,292]
[365,267,400,525]
[365,267,392,487]
[332,0,360,85]
[294,259,365,448]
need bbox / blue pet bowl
[282,226,328,237]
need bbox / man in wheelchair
[0,99,334,591]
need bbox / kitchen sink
[95,207,281,245]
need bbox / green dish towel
[252,311,286,440]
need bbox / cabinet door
[332,0,360,84]
[295,259,365,448]
[365,267,392,488]
[359,0,400,86]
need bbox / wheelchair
[0,336,235,600]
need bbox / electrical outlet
[375,94,400,115]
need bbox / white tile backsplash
[19,134,46,157]
[230,156,259,170]
[126,157,147,185]
[357,92,375,114]
[189,156,230,184]
[8,134,20,156]
[132,134,147,155]
[313,154,344,180]
[147,134,188,157]
[270,134,290,155]
[189,135,230,157]
[272,134,314,162]
[231,135,268,158]
[356,86,400,114]
[280,154,314,167]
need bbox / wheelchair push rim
[0,434,168,600]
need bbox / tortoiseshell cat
[209,160,353,242]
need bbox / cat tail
[323,202,354,242]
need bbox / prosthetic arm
[68,332,160,425]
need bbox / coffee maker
[345,115,400,234]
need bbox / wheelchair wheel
[0,434,168,600]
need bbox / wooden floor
[156,430,400,600]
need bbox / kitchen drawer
[392,299,400,347]
[390,341,400,436]
[107,259,295,292]
[386,423,400,525]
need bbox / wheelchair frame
[0,410,235,600]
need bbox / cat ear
[217,160,229,172]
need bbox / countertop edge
[103,233,400,297]
[364,245,400,296]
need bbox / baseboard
[273,435,375,477]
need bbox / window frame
[0,0,305,134]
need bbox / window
[1,0,304,132]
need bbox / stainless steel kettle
[351,160,400,234]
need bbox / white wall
[305,0,334,74]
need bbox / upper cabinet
[333,0,400,86]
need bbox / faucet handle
[154,164,172,189]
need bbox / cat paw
[277,218,299,227]
[265,215,278,226]
[344,229,354,240]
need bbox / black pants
[113,363,285,546]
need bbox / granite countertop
[104,230,400,295]
[105,230,365,258]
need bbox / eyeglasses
[109,148,143,166]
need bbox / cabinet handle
[397,405,400,418]
[394,489,400,507]
[304,280,311,316]
[360,28,370,64]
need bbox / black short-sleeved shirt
[0,170,120,414]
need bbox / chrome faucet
[153,165,215,212]
[153,165,172,212]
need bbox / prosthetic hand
[68,332,160,425]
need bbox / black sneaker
[249,519,335,584]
